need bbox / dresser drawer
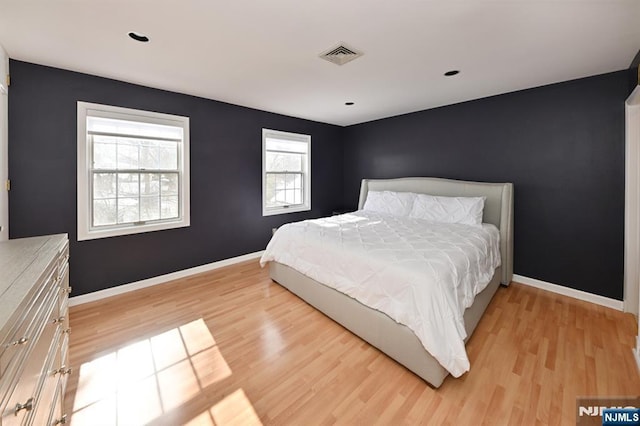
[0,268,59,407]
[55,240,69,302]
[44,332,69,426]
[1,304,58,424]
[46,380,66,426]
[55,241,69,279]
[58,333,69,400]
[0,265,56,366]
[56,267,70,330]
[27,330,64,426]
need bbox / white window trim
[77,101,190,241]
[262,128,311,216]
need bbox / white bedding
[260,211,501,377]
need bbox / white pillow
[362,190,416,217]
[409,193,486,226]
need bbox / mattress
[260,210,501,376]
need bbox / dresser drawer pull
[52,316,66,324]
[53,414,67,425]
[11,336,29,346]
[14,397,34,416]
[54,365,72,375]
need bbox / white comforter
[260,211,501,377]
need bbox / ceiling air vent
[319,43,363,66]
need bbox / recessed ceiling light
[444,70,460,77]
[345,102,355,106]
[128,32,149,43]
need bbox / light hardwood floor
[64,260,640,425]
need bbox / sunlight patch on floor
[181,389,263,426]
[70,318,232,425]
[211,389,263,426]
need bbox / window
[77,102,190,240]
[262,129,311,216]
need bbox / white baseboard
[69,250,265,307]
[512,274,624,311]
[70,261,625,311]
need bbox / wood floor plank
[64,260,640,425]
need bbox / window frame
[262,128,311,216]
[77,101,190,241]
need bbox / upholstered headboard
[358,177,514,285]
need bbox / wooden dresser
[0,234,70,426]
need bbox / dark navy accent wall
[343,71,629,300]
[8,60,344,296]
[8,59,631,300]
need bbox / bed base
[270,261,502,388]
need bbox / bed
[261,177,513,388]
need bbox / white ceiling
[0,1,639,126]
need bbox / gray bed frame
[269,177,514,387]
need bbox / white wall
[625,85,640,371]
[626,86,640,317]
[0,44,7,241]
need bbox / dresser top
[0,234,68,330]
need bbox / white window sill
[78,219,190,241]
[262,205,310,217]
